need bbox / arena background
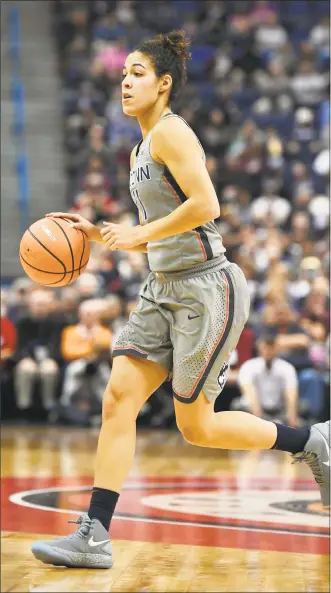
[1,0,329,428]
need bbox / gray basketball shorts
[112,259,250,404]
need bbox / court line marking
[8,485,329,539]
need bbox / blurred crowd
[1,0,329,428]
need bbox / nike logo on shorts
[188,314,202,320]
[88,536,110,548]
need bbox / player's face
[121,52,163,116]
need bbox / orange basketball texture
[19,217,90,287]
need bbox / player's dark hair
[136,30,191,104]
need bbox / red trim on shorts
[112,345,148,357]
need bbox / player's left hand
[100,222,145,250]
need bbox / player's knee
[177,418,208,446]
[179,424,196,445]
[102,380,138,423]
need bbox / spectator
[92,38,128,80]
[99,295,123,330]
[117,250,147,301]
[308,193,329,233]
[57,286,81,324]
[290,161,314,200]
[73,123,114,174]
[1,292,17,363]
[6,277,36,324]
[264,301,326,422]
[309,15,330,55]
[93,249,125,297]
[304,320,329,372]
[92,13,126,43]
[250,188,291,227]
[14,290,62,414]
[236,334,298,426]
[313,146,330,179]
[59,299,112,415]
[254,10,288,53]
[301,275,330,331]
[225,119,265,195]
[254,58,290,97]
[290,60,328,107]
[1,298,17,421]
[75,272,103,300]
[199,109,234,158]
[250,0,278,27]
[290,211,313,249]
[73,170,116,222]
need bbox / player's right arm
[46,211,148,253]
[46,145,149,252]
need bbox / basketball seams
[20,218,90,287]
[50,219,75,283]
[19,253,89,275]
[26,229,67,283]
[19,254,89,285]
[60,217,87,276]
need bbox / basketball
[19,217,90,287]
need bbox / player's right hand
[45,212,101,243]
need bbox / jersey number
[131,188,147,222]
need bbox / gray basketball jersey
[129,113,226,272]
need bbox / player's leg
[174,392,330,507]
[172,261,277,450]
[31,278,172,568]
[94,354,168,493]
[174,393,278,449]
[172,264,329,506]
[31,354,168,568]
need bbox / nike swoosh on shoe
[88,537,110,548]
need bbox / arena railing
[9,4,29,236]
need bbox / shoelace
[292,451,324,485]
[67,515,92,539]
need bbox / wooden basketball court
[1,426,329,592]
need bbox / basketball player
[32,31,329,569]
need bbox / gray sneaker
[292,421,330,508]
[31,513,113,568]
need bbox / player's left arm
[139,117,220,243]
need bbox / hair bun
[136,30,192,102]
[162,30,191,61]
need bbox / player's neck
[138,105,172,139]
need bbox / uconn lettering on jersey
[130,164,151,185]
[130,165,151,221]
